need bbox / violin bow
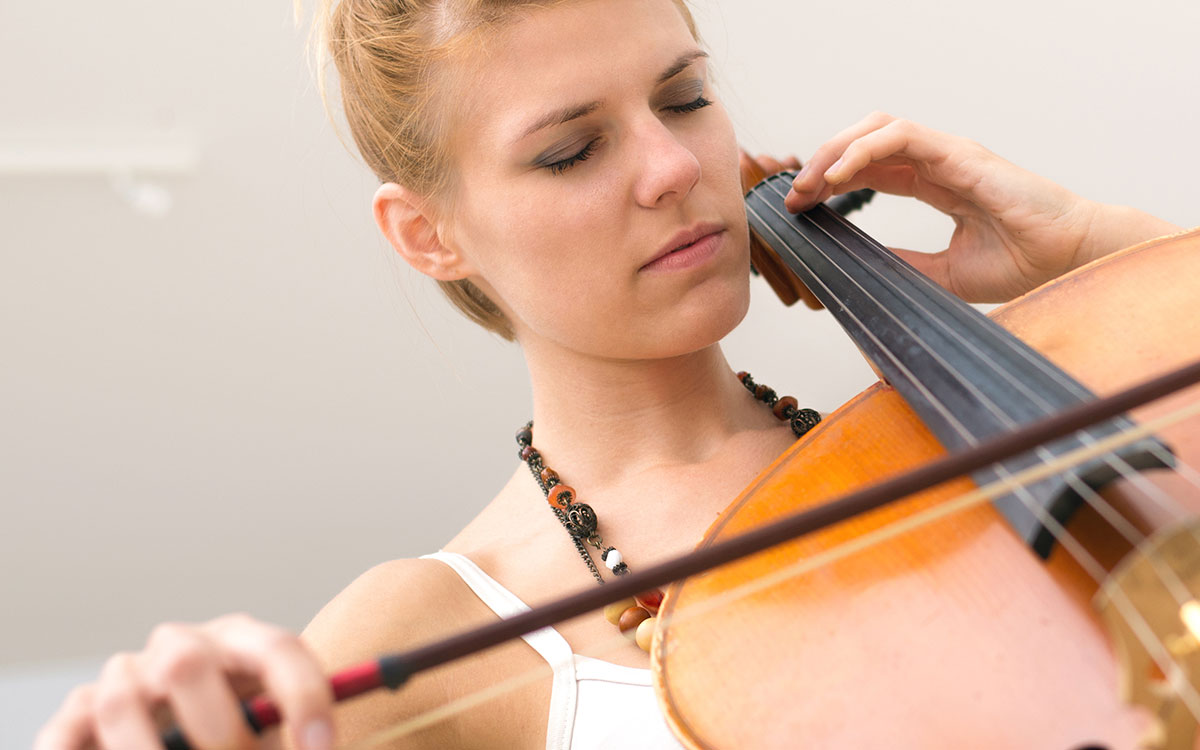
[162,355,1200,750]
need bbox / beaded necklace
[516,371,821,652]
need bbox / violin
[160,174,1200,750]
[657,170,1200,749]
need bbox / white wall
[2,0,1197,741]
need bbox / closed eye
[542,96,711,176]
[665,95,712,115]
[545,138,600,175]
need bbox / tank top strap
[421,551,578,750]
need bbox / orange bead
[772,395,798,420]
[635,616,656,652]
[604,597,637,625]
[547,484,575,508]
[540,467,559,485]
[618,606,651,639]
[634,589,664,615]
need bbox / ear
[373,183,473,281]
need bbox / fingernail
[825,158,845,182]
[785,190,811,212]
[303,718,334,750]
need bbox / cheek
[700,107,744,196]
[455,182,626,329]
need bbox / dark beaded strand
[516,372,819,586]
[517,422,605,585]
[516,373,819,650]
[736,371,822,438]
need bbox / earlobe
[373,183,471,281]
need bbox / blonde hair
[306,0,699,340]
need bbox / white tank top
[422,551,686,750]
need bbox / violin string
[822,192,1200,497]
[668,405,1200,723]
[776,190,1197,550]
[760,178,1162,459]
[343,398,1200,747]
[1148,439,1200,488]
[649,403,1200,726]
[753,182,1198,602]
[753,183,1044,453]
[816,193,1200,608]
[747,187,1200,712]
[744,204,977,437]
[753,183,1200,723]
[1005,492,1200,725]
[648,410,1200,637]
[803,188,1200,589]
[337,664,552,750]
[333,187,1198,746]
[755,196,1200,682]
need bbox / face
[440,0,750,361]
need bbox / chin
[630,278,751,360]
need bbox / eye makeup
[664,93,711,115]
[535,135,605,172]
[535,86,714,176]
[544,138,601,175]
[656,77,707,111]
[524,53,713,177]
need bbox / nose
[631,118,702,209]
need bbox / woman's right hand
[35,614,335,750]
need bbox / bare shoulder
[299,558,489,750]
[302,551,553,750]
[303,557,471,661]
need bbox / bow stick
[163,356,1200,750]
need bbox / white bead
[604,549,623,570]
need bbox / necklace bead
[604,597,637,624]
[790,407,822,438]
[517,371,819,652]
[563,503,598,539]
[634,589,664,615]
[635,617,656,651]
[547,484,574,508]
[772,395,798,419]
[618,606,651,637]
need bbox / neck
[520,341,779,492]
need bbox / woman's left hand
[785,112,1181,302]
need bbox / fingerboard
[745,172,1171,557]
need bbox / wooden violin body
[655,223,1200,748]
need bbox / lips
[641,222,726,270]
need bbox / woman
[34,0,1183,748]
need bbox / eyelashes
[546,139,600,175]
[543,95,714,176]
[666,95,712,115]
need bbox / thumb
[889,247,953,293]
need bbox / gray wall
[2,0,1197,741]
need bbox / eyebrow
[657,50,708,85]
[514,50,710,143]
